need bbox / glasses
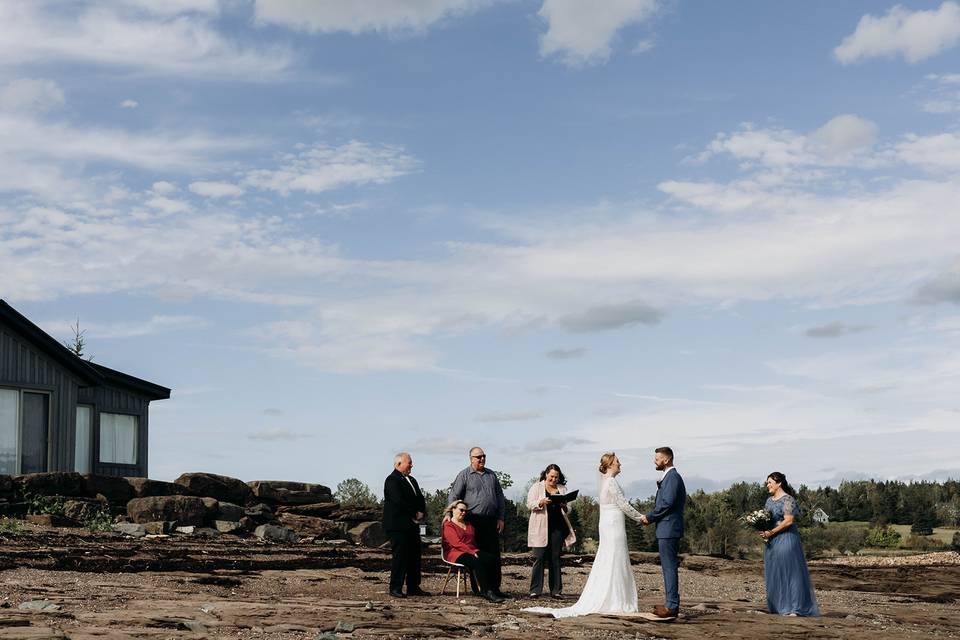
[471,454,486,459]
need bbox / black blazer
[383,469,426,533]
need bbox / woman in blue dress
[759,472,819,616]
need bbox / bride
[523,452,643,617]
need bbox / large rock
[275,502,339,518]
[126,478,189,498]
[347,521,387,548]
[63,498,108,522]
[113,523,146,538]
[216,502,244,522]
[254,524,298,544]
[83,475,134,505]
[127,495,207,526]
[0,475,15,498]
[277,513,342,538]
[247,481,332,505]
[175,473,253,505]
[334,505,381,523]
[15,472,87,497]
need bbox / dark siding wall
[78,385,150,478]
[0,320,82,472]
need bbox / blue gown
[763,495,819,616]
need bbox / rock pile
[0,471,387,547]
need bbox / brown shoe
[652,605,679,618]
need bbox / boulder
[216,502,244,522]
[277,513,342,538]
[142,521,172,535]
[112,523,146,538]
[26,514,77,528]
[254,524,298,544]
[15,472,87,498]
[0,475,15,498]
[62,498,108,522]
[201,497,220,516]
[214,520,243,534]
[175,473,253,505]
[239,516,256,532]
[347,521,387,548]
[0,502,27,518]
[126,478,189,498]
[243,503,275,523]
[247,480,332,505]
[334,505,381,523]
[83,475,134,505]
[127,495,207,526]
[275,502,339,518]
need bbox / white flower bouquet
[741,509,774,532]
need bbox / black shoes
[492,589,511,600]
[389,589,405,598]
[407,588,431,596]
[483,590,505,603]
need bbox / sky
[2,0,960,499]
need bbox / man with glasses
[448,446,508,598]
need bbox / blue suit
[645,468,686,611]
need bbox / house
[812,507,830,524]
[0,300,169,478]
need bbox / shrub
[866,526,902,548]
[334,478,379,508]
[834,526,868,555]
[0,518,21,535]
[800,526,831,559]
[84,508,115,532]
[952,531,960,552]
[904,534,945,552]
[23,492,65,517]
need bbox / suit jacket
[645,468,686,539]
[383,469,426,533]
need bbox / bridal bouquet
[741,509,774,531]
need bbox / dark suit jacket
[645,468,687,539]
[383,469,426,533]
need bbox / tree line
[335,476,960,558]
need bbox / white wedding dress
[523,473,643,617]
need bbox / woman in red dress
[442,500,505,603]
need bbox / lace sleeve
[782,495,798,518]
[610,477,644,523]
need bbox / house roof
[0,299,171,401]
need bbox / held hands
[638,514,649,525]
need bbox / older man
[383,452,428,598]
[448,446,507,597]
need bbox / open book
[544,489,578,504]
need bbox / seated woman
[442,500,505,603]
[526,463,576,598]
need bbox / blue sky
[3,0,960,498]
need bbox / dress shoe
[389,589,405,598]
[550,593,564,599]
[492,589,512,600]
[407,588,431,596]
[528,592,540,598]
[652,605,679,618]
[482,590,505,603]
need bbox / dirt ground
[0,527,956,639]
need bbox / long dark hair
[540,464,566,486]
[767,471,796,497]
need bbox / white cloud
[811,114,878,156]
[0,2,293,78]
[835,2,960,64]
[893,132,960,172]
[120,99,139,109]
[253,0,495,34]
[40,315,207,340]
[538,0,658,67]
[0,78,65,113]
[475,410,542,423]
[151,181,178,194]
[189,181,244,198]
[243,141,418,195]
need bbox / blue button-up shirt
[448,467,505,519]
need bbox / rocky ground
[0,526,956,640]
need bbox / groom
[639,446,686,618]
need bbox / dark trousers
[388,528,422,592]
[658,537,680,610]
[529,528,565,595]
[453,550,497,594]
[469,515,502,591]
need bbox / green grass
[829,520,959,545]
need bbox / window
[0,389,17,475]
[99,412,137,465]
[75,406,92,473]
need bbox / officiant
[526,463,577,598]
